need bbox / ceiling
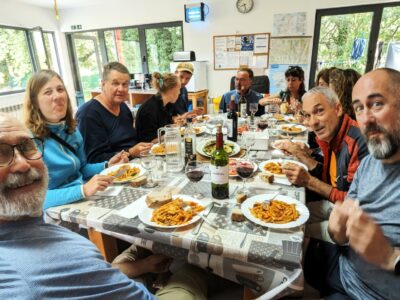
[14,0,109,9]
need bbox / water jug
[158,124,183,172]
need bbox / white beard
[0,166,48,220]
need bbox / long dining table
[45,117,308,300]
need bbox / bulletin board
[213,32,270,70]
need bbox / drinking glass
[140,150,158,188]
[242,133,255,158]
[185,161,207,199]
[249,103,258,117]
[236,158,255,195]
[257,119,269,131]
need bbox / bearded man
[312,68,400,299]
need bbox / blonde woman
[24,70,128,209]
[135,72,181,142]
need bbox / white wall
[0,0,74,107]
[57,0,398,98]
[1,0,399,107]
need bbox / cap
[176,62,194,74]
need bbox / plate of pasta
[277,124,307,135]
[101,163,145,183]
[139,195,210,229]
[241,194,309,229]
[258,159,308,177]
[150,143,166,156]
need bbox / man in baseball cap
[170,62,203,122]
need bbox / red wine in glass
[257,121,268,130]
[186,170,204,182]
[237,165,254,178]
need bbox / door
[71,33,103,100]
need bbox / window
[310,2,400,86]
[0,26,60,95]
[0,27,34,94]
[67,21,183,101]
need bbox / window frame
[65,21,184,95]
[0,25,61,96]
[309,2,400,87]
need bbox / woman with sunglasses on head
[23,70,128,210]
[260,65,306,115]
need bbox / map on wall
[269,37,312,65]
[273,12,307,36]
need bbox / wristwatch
[394,255,400,276]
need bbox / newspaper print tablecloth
[46,128,308,299]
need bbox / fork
[262,190,282,209]
[110,164,131,180]
[183,202,218,230]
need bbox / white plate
[204,127,228,135]
[242,194,309,229]
[258,159,308,178]
[195,115,211,122]
[138,194,210,229]
[277,124,307,135]
[283,115,301,123]
[228,158,258,177]
[180,126,206,136]
[100,163,145,183]
[150,143,165,156]
[270,139,309,150]
[197,139,241,157]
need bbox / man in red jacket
[276,86,369,241]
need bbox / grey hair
[302,86,339,107]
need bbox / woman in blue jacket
[23,70,128,209]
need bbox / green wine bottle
[210,124,229,199]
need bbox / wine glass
[249,103,258,117]
[185,161,207,199]
[242,133,255,158]
[236,158,255,195]
[140,150,158,188]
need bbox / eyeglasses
[0,138,44,167]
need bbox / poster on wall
[241,35,254,51]
[273,12,307,36]
[269,36,312,65]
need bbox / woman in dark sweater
[135,72,181,142]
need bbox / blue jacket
[42,123,105,210]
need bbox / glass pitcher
[158,124,183,172]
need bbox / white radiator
[0,103,23,120]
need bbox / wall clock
[236,0,254,14]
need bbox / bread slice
[231,208,245,222]
[236,193,247,204]
[145,191,172,208]
[129,176,147,187]
[260,173,274,184]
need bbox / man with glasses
[0,113,207,299]
[276,87,368,241]
[219,67,264,116]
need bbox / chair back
[229,75,270,94]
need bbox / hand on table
[282,163,310,187]
[83,174,113,197]
[129,142,152,157]
[108,151,129,167]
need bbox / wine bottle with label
[210,124,229,199]
[226,95,238,142]
[239,94,247,118]
[184,118,196,165]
